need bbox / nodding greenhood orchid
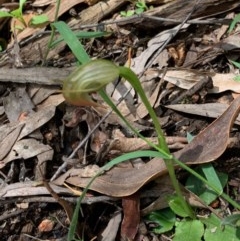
[63,58,169,152]
[63,59,119,106]
[63,58,195,222]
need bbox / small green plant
[0,0,48,30]
[145,164,240,240]
[147,210,240,240]
[185,163,228,205]
[120,0,152,17]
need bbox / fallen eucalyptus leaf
[54,96,240,197]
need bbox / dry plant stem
[0,196,117,205]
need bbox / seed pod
[63,59,119,106]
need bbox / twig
[0,196,118,205]
[0,67,74,85]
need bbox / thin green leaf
[228,13,240,33]
[229,60,240,69]
[30,14,49,25]
[11,0,26,18]
[19,0,27,14]
[185,165,227,205]
[52,21,90,64]
[51,31,108,47]
[11,9,21,18]
[99,150,168,171]
[0,11,13,18]
[201,163,223,193]
[118,66,170,154]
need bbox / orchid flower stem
[119,67,168,151]
[117,66,195,218]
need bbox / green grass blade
[201,163,223,194]
[0,11,13,17]
[51,31,108,47]
[229,60,240,69]
[228,13,240,33]
[52,21,91,64]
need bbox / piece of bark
[0,67,74,85]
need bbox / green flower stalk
[63,59,194,219]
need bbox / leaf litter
[1,0,240,240]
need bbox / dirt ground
[0,0,240,240]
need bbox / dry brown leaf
[130,0,240,74]
[19,105,56,139]
[218,33,240,51]
[174,96,240,164]
[0,138,53,169]
[37,93,65,108]
[0,181,72,198]
[166,103,240,125]
[156,68,240,93]
[146,0,174,4]
[131,24,190,75]
[121,193,140,241]
[101,211,122,241]
[0,124,24,160]
[32,0,55,7]
[3,87,35,122]
[84,0,100,5]
[16,202,29,209]
[59,96,240,197]
[110,132,187,152]
[31,86,60,105]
